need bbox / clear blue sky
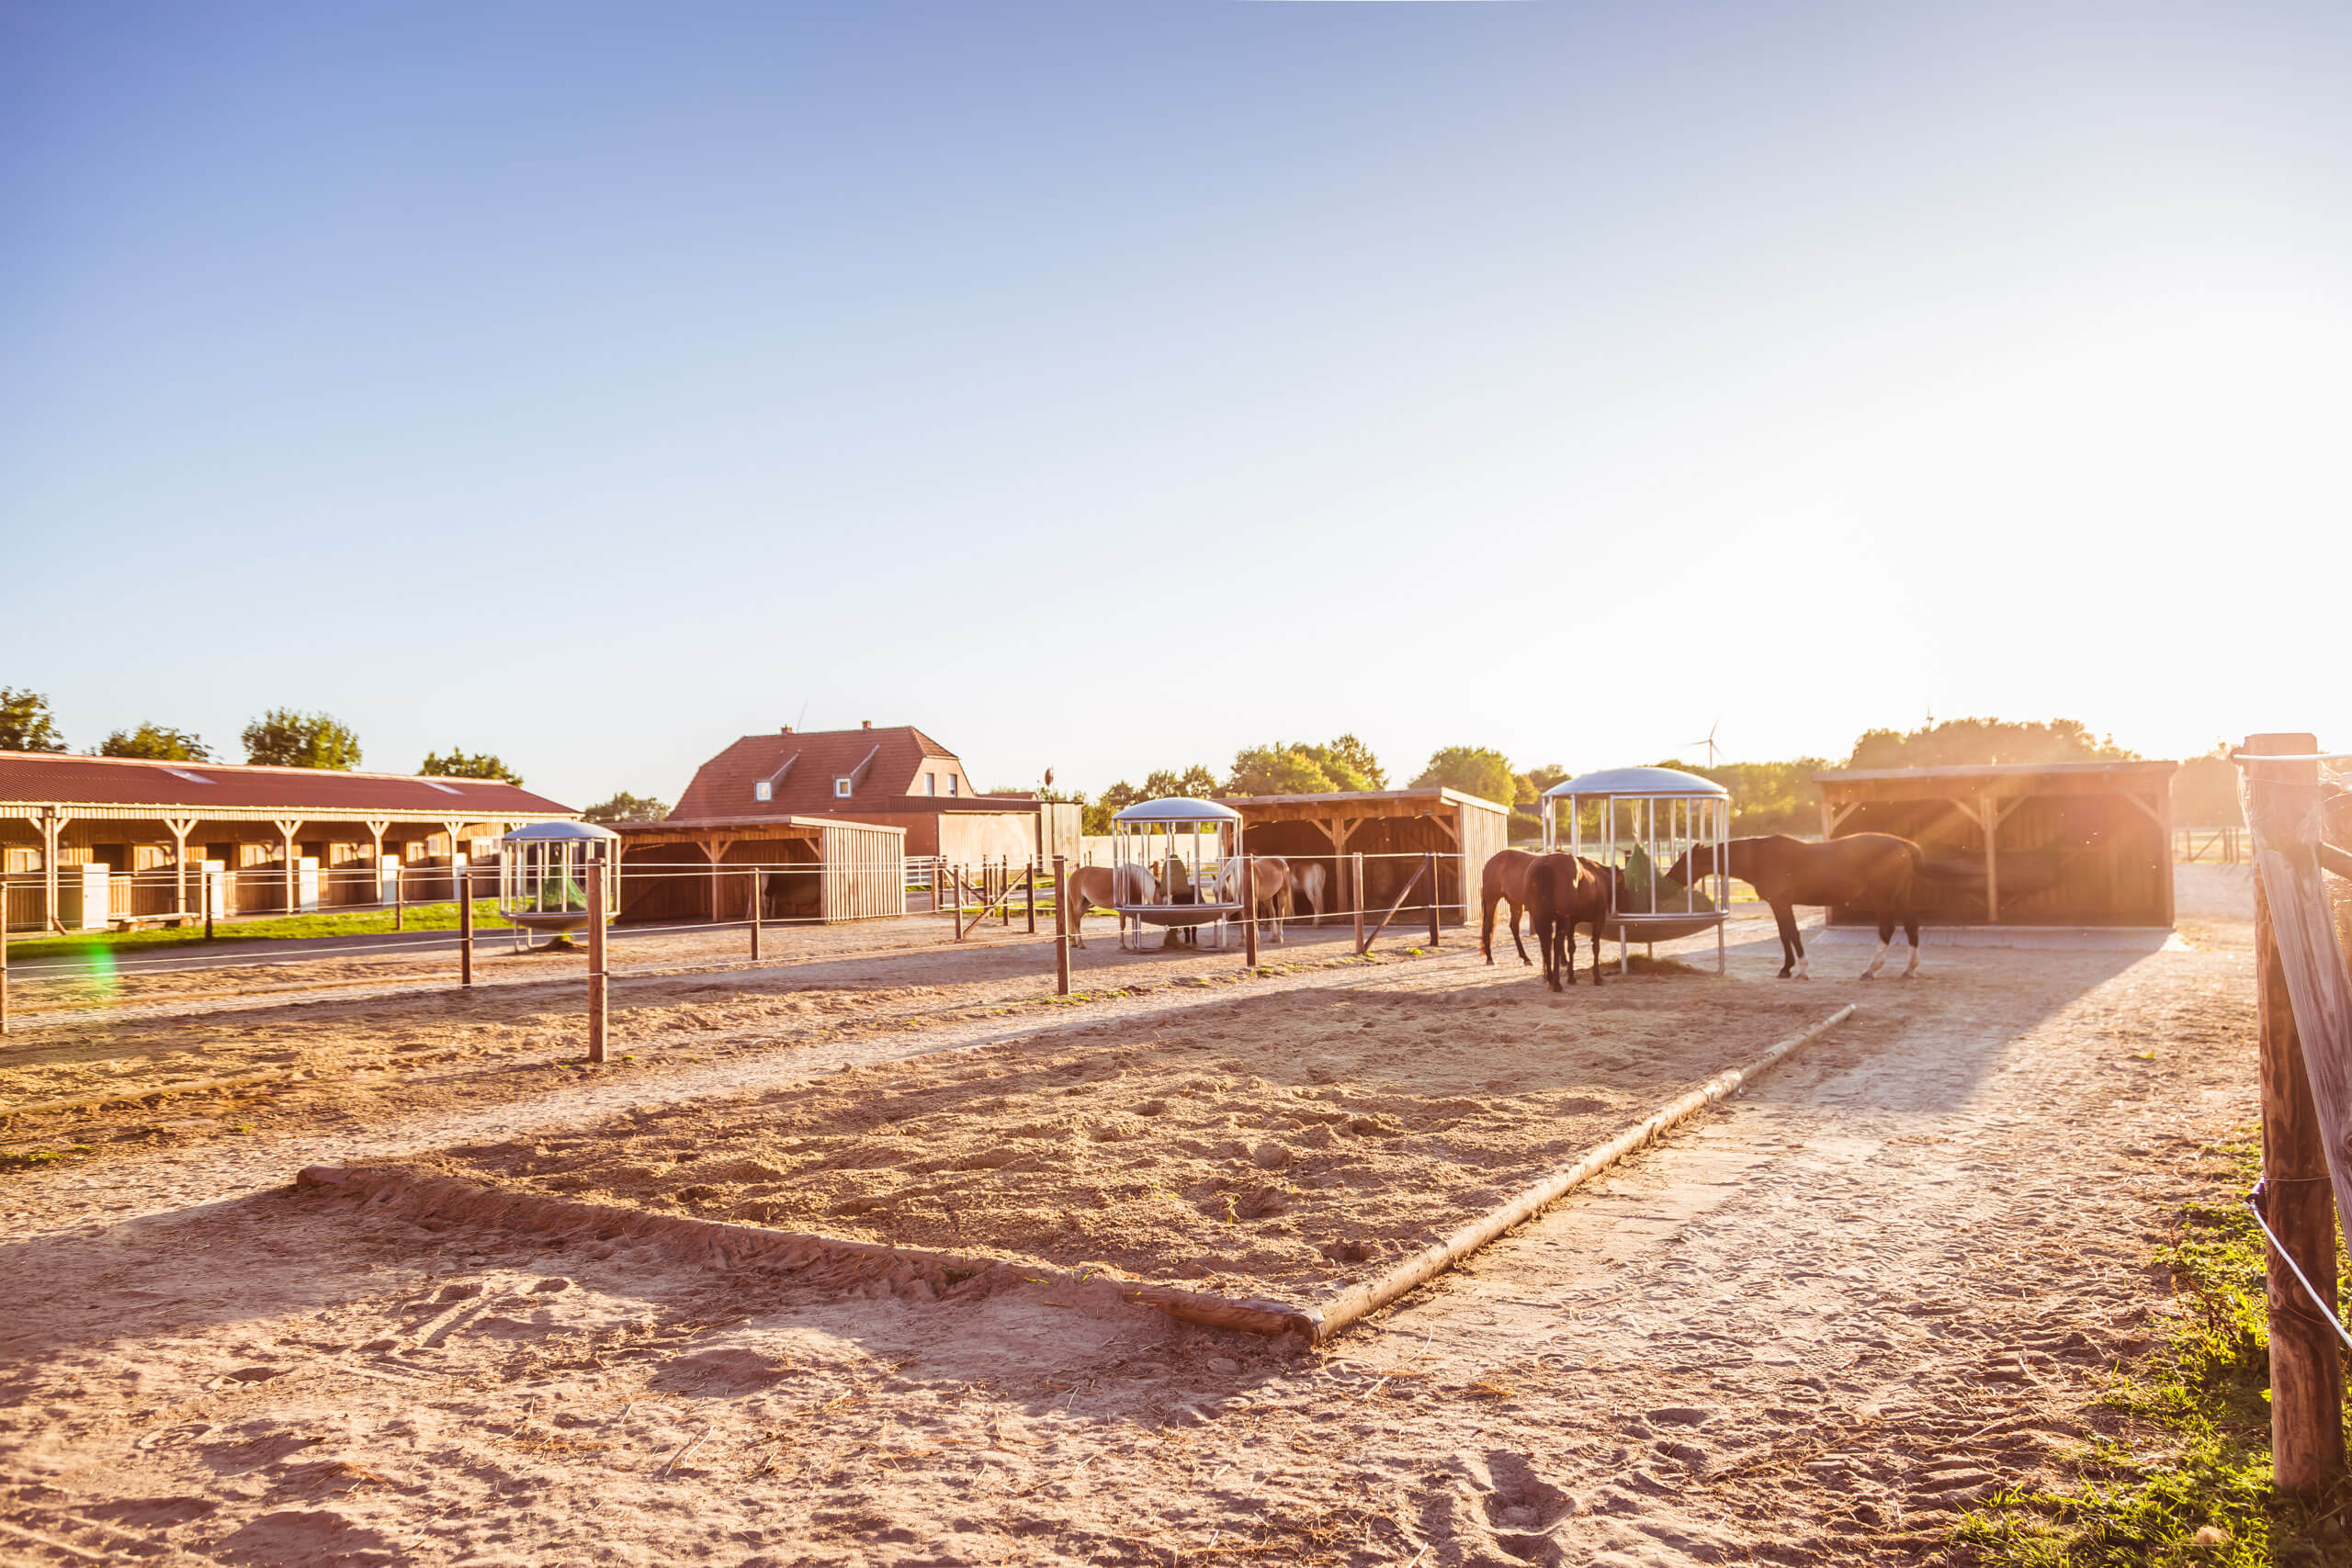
[5,1,2346,807]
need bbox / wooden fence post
[1426,852,1441,947]
[205,872,216,942]
[2247,730,2346,1495]
[1053,854,1070,997]
[1,923,9,1036]
[587,860,608,1064]
[1352,852,1367,956]
[392,864,403,931]
[458,866,474,988]
[952,867,966,943]
[749,869,763,962]
[1243,855,1259,968]
[1024,859,1037,934]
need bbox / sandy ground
[0,867,2278,1566]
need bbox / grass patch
[1953,1133,2352,1565]
[4,899,513,961]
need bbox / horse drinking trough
[498,820,621,952]
[1112,796,1247,952]
[1541,765,1732,974]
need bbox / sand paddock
[388,977,1838,1300]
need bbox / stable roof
[1814,761,2178,784]
[0,750,576,818]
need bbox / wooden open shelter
[610,816,904,925]
[1216,787,1511,927]
[1814,760,2179,928]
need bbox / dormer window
[835,778,854,798]
[924,773,936,796]
[946,774,958,797]
[754,781,773,802]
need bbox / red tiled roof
[670,726,965,822]
[0,750,577,817]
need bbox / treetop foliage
[1227,735,1385,795]
[420,748,523,785]
[582,790,668,824]
[0,687,64,753]
[1409,745,1515,806]
[1845,717,2135,771]
[242,708,363,770]
[99,723,211,761]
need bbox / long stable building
[0,751,578,932]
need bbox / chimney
[861,719,873,729]
[780,725,794,734]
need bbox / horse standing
[1479,848,1539,966]
[1220,855,1292,943]
[1063,863,1157,950]
[1287,861,1329,926]
[1528,852,1615,990]
[1669,834,1925,979]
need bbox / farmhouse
[1814,759,2180,928]
[614,722,1074,924]
[0,750,578,933]
[1216,787,1511,927]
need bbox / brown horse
[1064,863,1156,950]
[1220,855,1293,942]
[1669,834,1925,980]
[1527,852,1615,990]
[1479,848,1539,966]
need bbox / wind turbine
[1685,721,1721,769]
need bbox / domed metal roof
[1114,796,1244,824]
[1542,766,1726,799]
[501,819,621,842]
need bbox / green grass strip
[4,899,514,961]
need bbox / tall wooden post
[952,867,966,943]
[393,863,404,931]
[1,921,9,1036]
[1000,858,1012,928]
[1425,852,1441,947]
[1352,852,1367,956]
[2248,731,2345,1495]
[1242,855,1260,968]
[749,869,763,961]
[458,865,474,988]
[1052,854,1070,997]
[1024,859,1037,933]
[587,860,608,1064]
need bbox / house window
[754,781,773,802]
[835,778,854,798]
[924,773,936,796]
[946,774,958,797]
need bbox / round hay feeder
[1540,766,1731,973]
[1111,796,1247,953]
[498,820,621,953]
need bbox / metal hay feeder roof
[1544,766,1726,799]
[1113,796,1244,824]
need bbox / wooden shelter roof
[1815,761,2177,786]
[1216,786,1510,817]
[0,750,577,819]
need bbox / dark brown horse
[1479,848,1540,966]
[1670,834,1926,980]
[1527,852,1616,990]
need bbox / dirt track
[0,872,2265,1565]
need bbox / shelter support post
[2247,731,2346,1495]
[1,912,8,1034]
[166,818,195,916]
[1052,855,1070,997]
[587,861,608,1064]
[276,819,302,917]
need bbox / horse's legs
[1481,893,1497,964]
[1862,909,1894,979]
[1587,918,1604,986]
[1903,908,1921,977]
[1770,902,1803,977]
[1511,900,1532,965]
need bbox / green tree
[1227,738,1380,795]
[1652,756,1831,836]
[242,708,363,770]
[1083,779,1148,836]
[1410,745,1516,805]
[1142,764,1219,799]
[582,790,668,824]
[2171,745,2244,828]
[1516,762,1571,805]
[0,687,64,752]
[421,748,524,785]
[1845,717,2134,772]
[98,723,210,761]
